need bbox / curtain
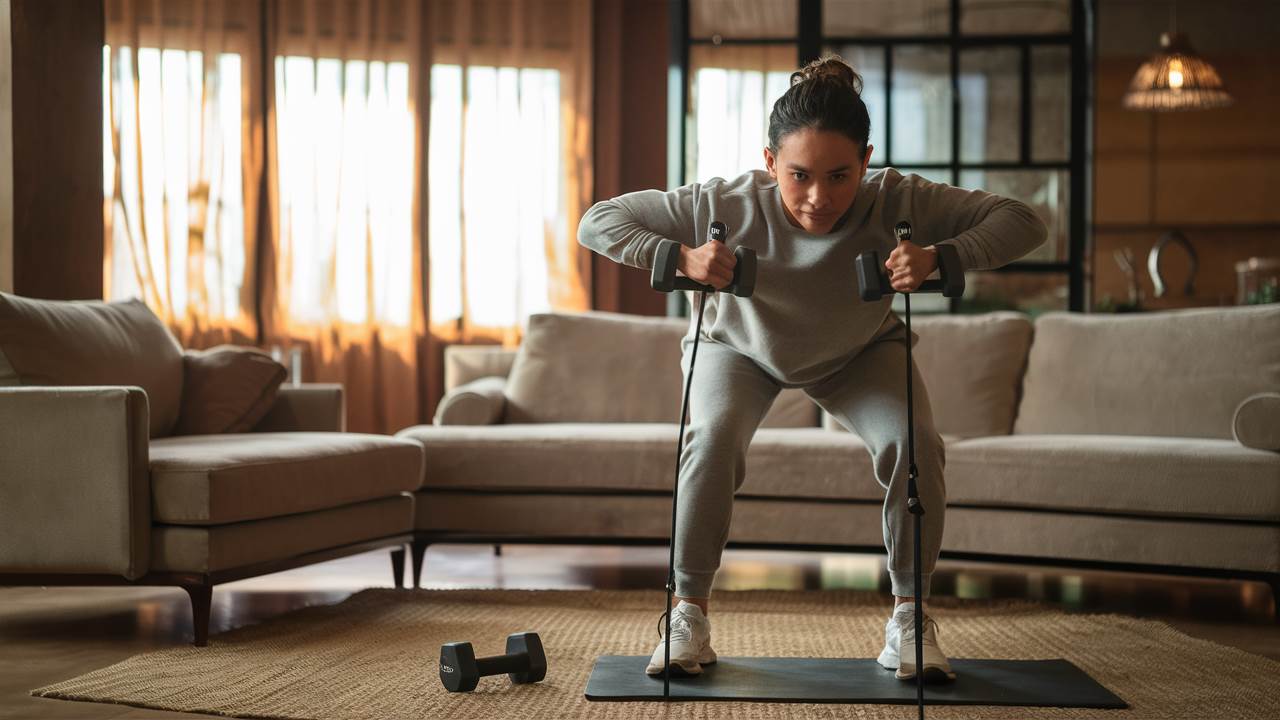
[103,0,264,347]
[426,0,592,345]
[688,44,793,183]
[102,0,594,434]
[261,0,426,434]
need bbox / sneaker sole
[645,661,702,677]
[895,666,957,683]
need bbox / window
[103,45,248,323]
[676,0,1087,313]
[428,64,566,329]
[273,55,415,328]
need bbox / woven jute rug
[32,588,1280,719]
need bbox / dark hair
[767,55,871,157]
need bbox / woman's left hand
[885,240,939,293]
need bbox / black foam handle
[650,222,756,297]
[856,221,966,301]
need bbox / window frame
[671,0,1094,312]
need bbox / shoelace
[655,609,695,642]
[900,615,942,646]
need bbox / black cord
[905,292,925,720]
[663,289,708,700]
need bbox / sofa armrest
[252,383,346,433]
[1233,392,1280,451]
[0,386,150,579]
[434,376,507,426]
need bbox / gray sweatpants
[673,320,946,600]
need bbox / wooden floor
[2,544,1277,718]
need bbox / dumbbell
[439,632,547,693]
[855,220,965,300]
[651,221,757,297]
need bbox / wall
[9,0,103,300]
[1092,0,1280,310]
[0,0,11,294]
[590,0,669,317]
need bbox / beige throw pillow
[174,346,287,435]
[0,293,184,437]
[504,311,689,423]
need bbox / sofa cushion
[399,423,964,501]
[0,293,184,437]
[910,311,1033,437]
[149,432,424,525]
[501,311,819,428]
[946,434,1280,522]
[1014,306,1280,438]
[174,346,287,435]
[504,311,687,423]
[152,495,412,573]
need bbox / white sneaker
[876,602,957,682]
[645,601,718,676]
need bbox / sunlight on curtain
[103,45,249,331]
[688,45,794,183]
[273,55,414,328]
[428,64,561,330]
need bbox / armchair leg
[183,584,213,647]
[390,546,406,589]
[410,538,428,589]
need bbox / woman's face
[764,127,873,235]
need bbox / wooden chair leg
[410,538,428,589]
[183,584,213,647]
[390,546,406,589]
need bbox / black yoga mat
[585,655,1127,708]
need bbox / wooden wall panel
[590,0,667,318]
[10,0,104,300]
[1092,9,1280,312]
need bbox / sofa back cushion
[505,311,687,423]
[1014,305,1280,439]
[0,294,185,437]
[910,311,1034,437]
[502,311,820,427]
[174,346,287,435]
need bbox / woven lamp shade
[1123,32,1233,111]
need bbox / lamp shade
[1122,32,1233,111]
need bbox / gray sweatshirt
[578,168,1047,387]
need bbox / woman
[578,55,1046,682]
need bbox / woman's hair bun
[790,55,863,94]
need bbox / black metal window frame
[669,0,1094,312]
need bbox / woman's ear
[763,147,777,178]
[861,144,875,176]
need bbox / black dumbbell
[651,221,757,297]
[439,632,547,693]
[855,220,965,300]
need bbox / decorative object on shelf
[1235,257,1280,305]
[1110,247,1144,313]
[1147,229,1198,298]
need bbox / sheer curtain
[103,0,264,347]
[688,44,793,183]
[427,0,592,345]
[262,0,426,434]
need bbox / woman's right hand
[677,240,737,290]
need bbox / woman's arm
[577,184,700,270]
[905,173,1049,270]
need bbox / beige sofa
[397,307,1280,613]
[0,295,425,645]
